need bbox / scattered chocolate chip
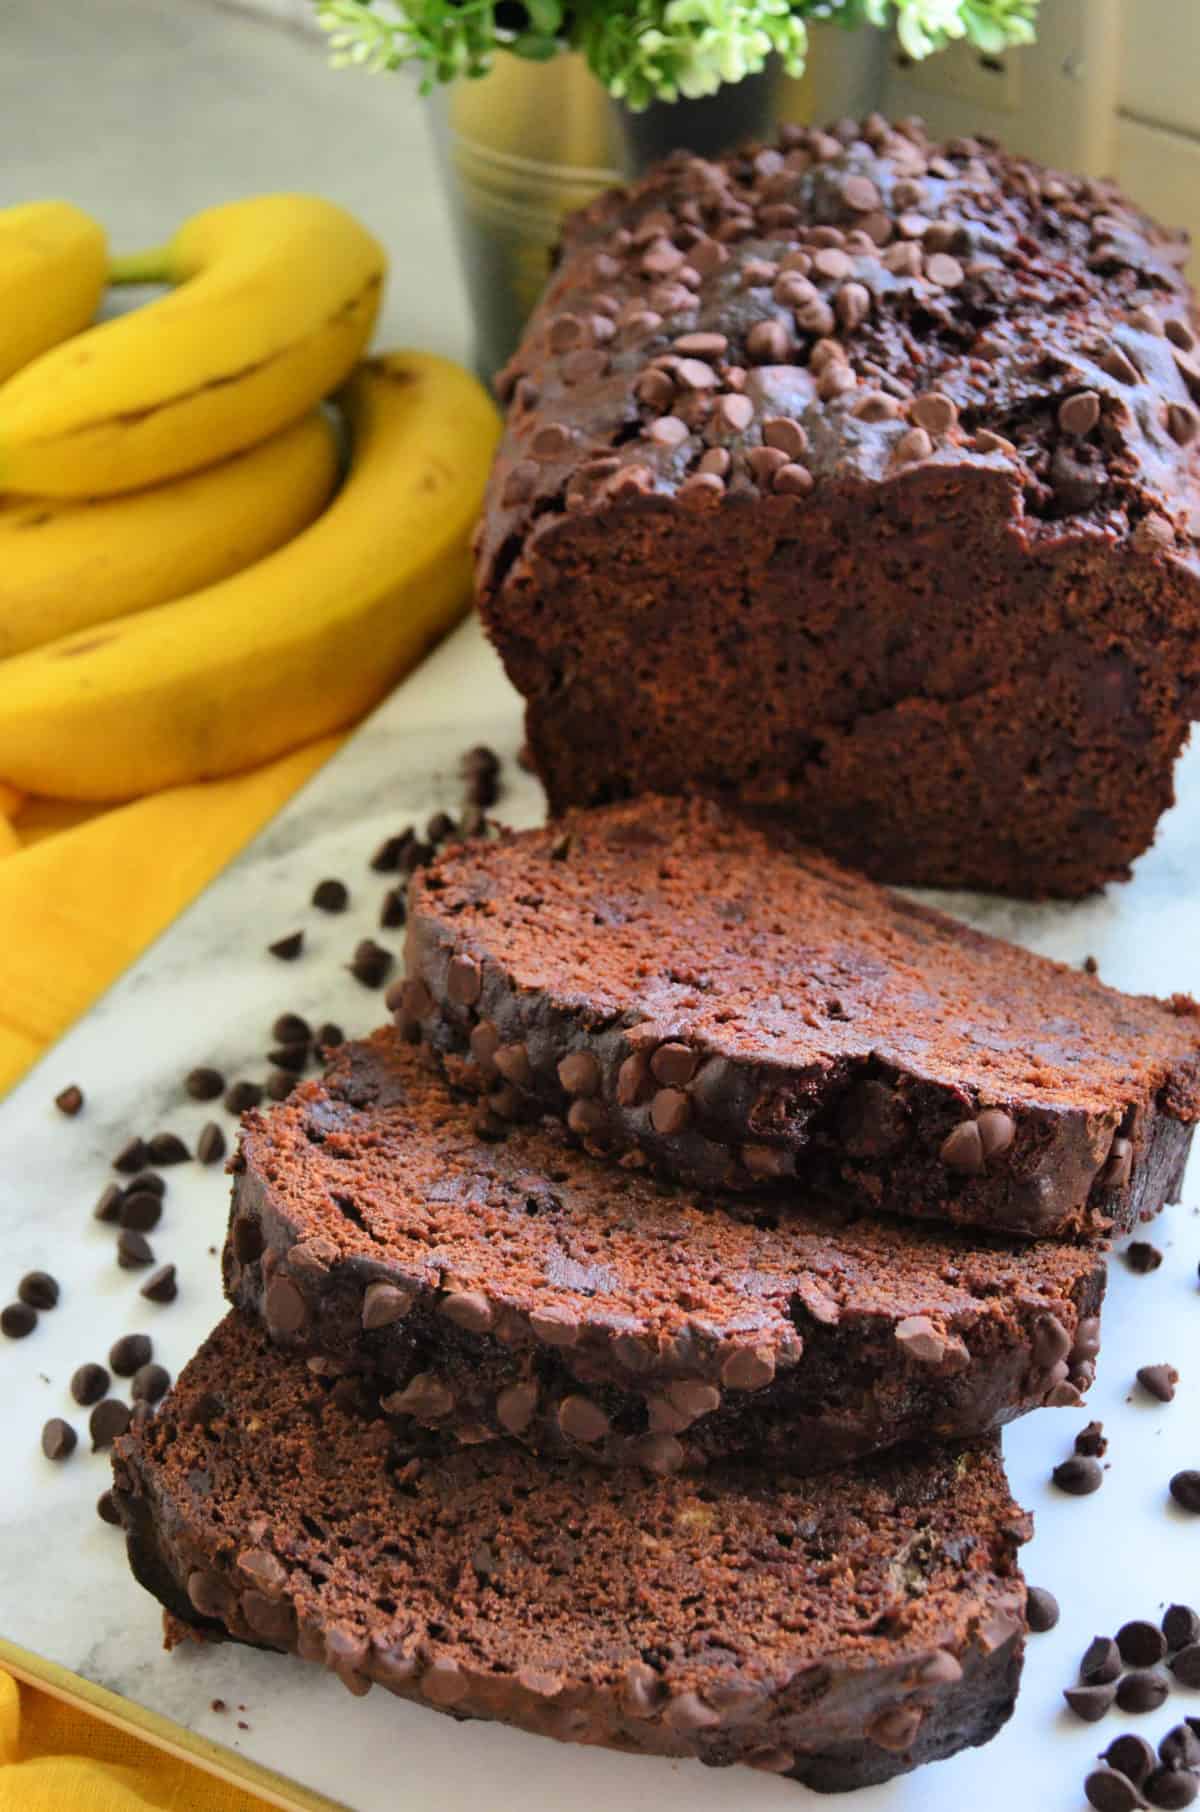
[312,878,349,913]
[1064,1683,1117,1723]
[131,1362,170,1403]
[40,1417,77,1461]
[1158,1723,1200,1771]
[140,1264,178,1304]
[93,1183,123,1224]
[1076,1421,1108,1457]
[146,1132,189,1166]
[268,931,303,961]
[1117,1621,1169,1667]
[116,1229,155,1270]
[224,1080,262,1114]
[268,1043,308,1074]
[1171,1644,1200,1687]
[18,1271,59,1311]
[1163,1605,1200,1650]
[1169,1470,1200,1513]
[89,1398,132,1450]
[185,1067,225,1101]
[1146,1767,1198,1809]
[119,1190,162,1232]
[1126,1241,1163,1274]
[1103,1734,1156,1786]
[1027,1586,1060,1632]
[112,1137,150,1174]
[379,887,406,930]
[96,1489,121,1527]
[1,1301,36,1338]
[265,1071,294,1101]
[349,939,392,989]
[1117,1671,1170,1714]
[1138,1364,1179,1403]
[1081,1636,1123,1685]
[370,832,411,873]
[109,1333,152,1377]
[1084,1767,1145,1812]
[314,1022,344,1051]
[196,1122,227,1166]
[71,1363,110,1406]
[1058,391,1101,436]
[1053,1454,1103,1495]
[128,1171,166,1198]
[54,1084,84,1117]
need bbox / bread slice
[400,796,1200,1238]
[224,1030,1104,1472]
[113,1311,1029,1794]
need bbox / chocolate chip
[146,1132,189,1166]
[224,1080,262,1114]
[268,931,304,961]
[196,1122,227,1165]
[1158,1723,1200,1770]
[977,1107,1016,1157]
[71,1362,110,1406]
[650,1087,690,1135]
[910,392,958,435]
[1138,1364,1179,1402]
[1126,1241,1162,1273]
[2,1301,37,1337]
[440,1291,494,1335]
[557,1394,610,1444]
[1065,1683,1117,1723]
[93,1183,123,1224]
[1172,1644,1200,1687]
[1167,402,1199,446]
[447,953,482,1006]
[939,1119,984,1175]
[350,939,392,989]
[1026,1586,1060,1632]
[315,1023,344,1052]
[311,877,349,913]
[38,1417,77,1467]
[495,1381,538,1435]
[1103,1735,1156,1786]
[116,1229,154,1269]
[379,887,406,930]
[112,1137,150,1174]
[926,252,964,288]
[131,1362,170,1403]
[1054,1454,1103,1495]
[18,1271,58,1310]
[268,1043,308,1074]
[557,1051,600,1097]
[118,1190,161,1232]
[720,1344,776,1390]
[1084,1769,1145,1812]
[1076,1420,1107,1457]
[1163,1605,1200,1650]
[89,1399,132,1450]
[140,1263,178,1304]
[1059,391,1101,435]
[1118,1621,1169,1667]
[1146,1768,1198,1809]
[1169,1470,1200,1512]
[894,1315,947,1365]
[1081,1636,1123,1684]
[1117,1671,1170,1714]
[266,1070,295,1102]
[54,1084,84,1117]
[1102,346,1139,384]
[265,1276,307,1336]
[185,1067,225,1101]
[96,1489,121,1527]
[110,1333,152,1377]
[370,831,411,873]
[746,320,791,364]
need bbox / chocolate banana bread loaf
[113,1312,1029,1793]
[224,1030,1104,1472]
[475,116,1200,898]
[401,797,1200,1237]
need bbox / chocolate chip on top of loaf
[477,116,1200,898]
[403,797,1200,1236]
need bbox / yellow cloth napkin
[0,736,339,1091]
[0,1672,270,1810]
[0,731,344,1805]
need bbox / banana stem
[108,247,174,285]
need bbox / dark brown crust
[112,1313,1028,1794]
[401,798,1199,1239]
[223,1030,1105,1473]
[474,119,1200,898]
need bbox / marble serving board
[0,614,1198,1812]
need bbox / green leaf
[511,31,560,57]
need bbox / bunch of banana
[0,352,500,798]
[0,202,107,382]
[0,193,500,804]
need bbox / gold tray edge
[0,1635,349,1812]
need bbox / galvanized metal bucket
[428,53,804,378]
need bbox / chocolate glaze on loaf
[476,117,1200,898]
[224,1031,1104,1472]
[401,798,1200,1238]
[113,1312,1029,1793]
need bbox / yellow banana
[0,195,385,497]
[0,412,339,658]
[0,201,107,383]
[0,353,499,799]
